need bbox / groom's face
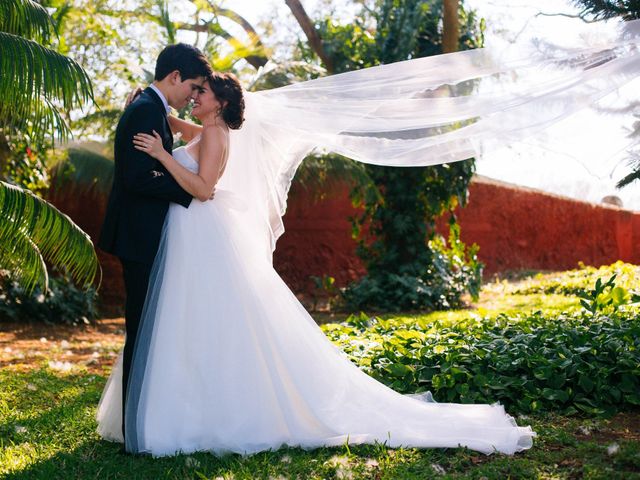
[170,72,206,110]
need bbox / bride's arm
[167,115,203,143]
[133,127,225,202]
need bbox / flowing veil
[215,19,640,259]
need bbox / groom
[98,43,211,448]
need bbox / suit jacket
[98,87,192,264]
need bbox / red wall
[445,176,640,274]
[48,175,640,314]
[274,176,640,291]
[273,182,366,295]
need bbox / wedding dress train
[96,147,534,457]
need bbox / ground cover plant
[1,262,639,479]
[324,311,640,416]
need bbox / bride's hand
[133,131,167,161]
[125,87,143,108]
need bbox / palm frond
[0,32,92,140]
[211,6,262,40]
[0,31,93,115]
[0,180,98,293]
[0,0,55,43]
[571,0,640,21]
[210,39,268,71]
[196,13,268,70]
[616,151,640,188]
[0,224,48,292]
[4,95,73,143]
[156,0,176,44]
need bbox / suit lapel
[143,87,173,153]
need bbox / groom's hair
[154,43,212,81]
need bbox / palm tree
[0,0,98,293]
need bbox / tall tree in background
[285,0,335,72]
[442,0,459,53]
[0,0,98,292]
[295,0,485,311]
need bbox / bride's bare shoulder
[199,125,229,164]
[201,124,229,143]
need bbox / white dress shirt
[149,83,171,115]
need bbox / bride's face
[192,82,223,120]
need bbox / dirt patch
[0,318,124,374]
[574,412,640,444]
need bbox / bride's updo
[208,72,245,130]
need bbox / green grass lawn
[1,262,639,479]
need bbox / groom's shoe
[118,446,152,457]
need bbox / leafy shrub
[342,223,483,312]
[0,270,98,325]
[577,273,640,314]
[322,310,640,415]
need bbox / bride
[95,69,535,457]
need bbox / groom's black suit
[98,87,192,444]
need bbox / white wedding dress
[96,146,534,457]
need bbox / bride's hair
[208,72,245,130]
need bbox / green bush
[577,273,640,314]
[342,223,483,312]
[0,270,98,325]
[322,310,640,415]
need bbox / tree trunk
[284,0,334,73]
[442,0,459,54]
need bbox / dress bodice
[173,146,198,173]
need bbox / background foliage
[0,269,98,325]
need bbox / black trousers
[119,258,153,445]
